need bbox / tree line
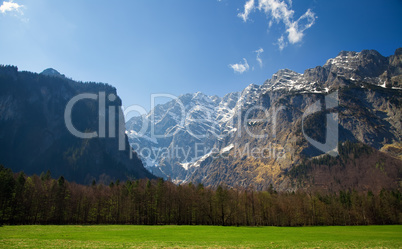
[0,165,401,226]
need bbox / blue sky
[1,0,401,111]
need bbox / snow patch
[127,130,158,144]
[221,144,234,153]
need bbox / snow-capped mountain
[126,91,243,182]
[127,48,402,188]
[260,50,401,94]
[261,69,328,93]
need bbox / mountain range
[126,48,402,191]
[0,48,400,190]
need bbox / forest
[0,164,401,226]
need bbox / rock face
[127,48,402,190]
[0,66,153,184]
[125,91,243,183]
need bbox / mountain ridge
[127,48,402,190]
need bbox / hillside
[0,66,153,184]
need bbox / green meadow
[0,225,401,248]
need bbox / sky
[1,0,401,112]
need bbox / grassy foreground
[0,225,401,248]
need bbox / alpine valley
[126,48,402,191]
[1,48,401,191]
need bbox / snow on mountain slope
[125,91,244,182]
[126,48,402,184]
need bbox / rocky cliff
[0,66,153,184]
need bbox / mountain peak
[40,68,65,78]
[324,51,360,69]
[395,47,402,56]
[192,91,213,103]
[277,68,297,73]
[337,50,358,57]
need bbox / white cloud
[254,48,264,67]
[258,0,294,25]
[238,0,255,22]
[268,20,273,28]
[286,9,315,43]
[239,0,316,49]
[276,35,287,51]
[229,58,250,74]
[0,0,23,14]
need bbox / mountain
[40,68,65,78]
[125,91,241,183]
[127,48,402,190]
[0,66,153,184]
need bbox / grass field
[0,225,401,248]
